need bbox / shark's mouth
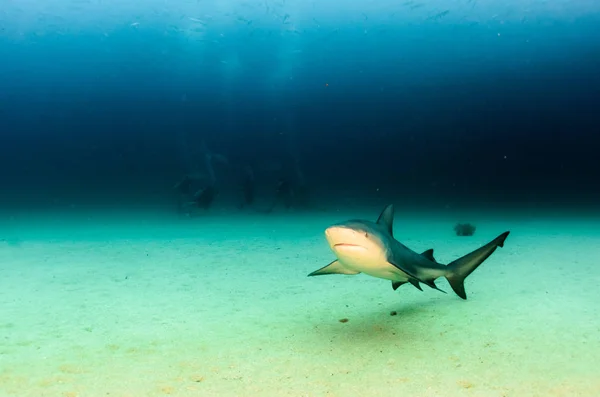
[334,243,362,248]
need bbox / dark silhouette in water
[293,183,311,208]
[174,174,198,214]
[192,140,227,211]
[175,140,228,215]
[454,223,476,236]
[239,165,255,209]
[277,178,294,209]
[265,177,294,213]
[173,175,194,196]
[193,185,218,210]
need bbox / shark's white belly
[360,262,410,282]
[337,254,410,282]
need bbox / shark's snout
[325,226,348,245]
[325,226,366,251]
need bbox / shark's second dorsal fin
[376,204,394,236]
[421,248,437,262]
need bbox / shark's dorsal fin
[421,248,436,262]
[376,204,394,236]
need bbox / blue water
[1,0,599,210]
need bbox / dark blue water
[1,1,599,212]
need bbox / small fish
[188,17,207,25]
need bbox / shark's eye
[364,232,369,238]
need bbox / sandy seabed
[1,207,599,397]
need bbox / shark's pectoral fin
[308,260,360,276]
[388,260,444,294]
[387,261,426,292]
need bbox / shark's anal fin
[392,281,408,290]
[308,260,360,276]
[376,204,394,237]
[421,248,436,262]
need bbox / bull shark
[308,205,510,299]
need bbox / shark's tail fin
[445,231,510,300]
